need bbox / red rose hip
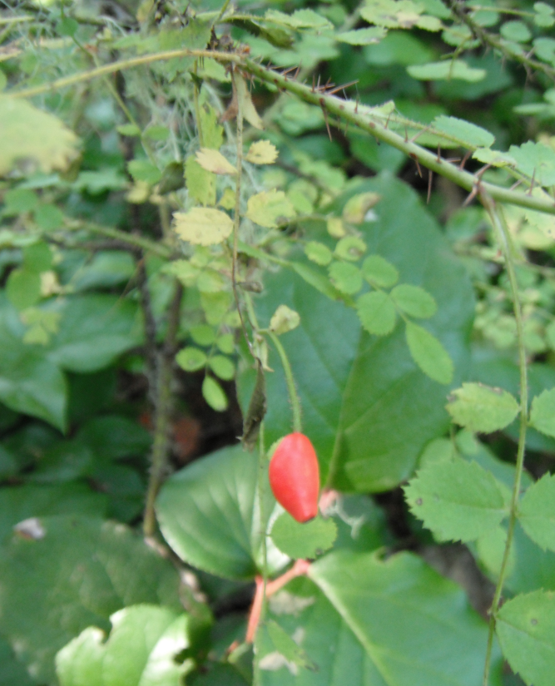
[269,433,320,523]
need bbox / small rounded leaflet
[269,433,320,523]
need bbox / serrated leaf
[185,157,216,206]
[496,590,555,686]
[432,115,495,148]
[446,382,519,433]
[391,284,437,318]
[509,141,555,187]
[271,513,337,559]
[530,388,555,437]
[408,60,486,82]
[262,620,317,673]
[519,474,555,551]
[356,291,397,335]
[195,148,237,175]
[342,192,381,224]
[116,123,141,137]
[405,321,453,384]
[56,605,193,686]
[176,347,207,372]
[127,160,161,185]
[329,262,363,295]
[202,375,228,412]
[235,74,263,130]
[266,8,333,29]
[404,460,507,541]
[335,236,367,261]
[362,254,399,288]
[336,27,386,45]
[0,96,79,175]
[305,241,333,266]
[360,0,423,28]
[246,190,296,228]
[327,217,346,238]
[269,304,300,335]
[291,262,343,301]
[173,208,233,246]
[246,140,278,164]
[199,103,224,150]
[473,148,516,167]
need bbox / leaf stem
[480,192,528,686]
[267,331,302,434]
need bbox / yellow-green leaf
[195,148,237,175]
[246,190,296,228]
[173,208,233,246]
[246,140,279,165]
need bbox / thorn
[320,97,333,141]
[311,74,315,92]
[326,80,359,96]
[463,185,479,207]
[510,179,523,191]
[409,153,422,177]
[459,150,472,170]
[385,111,393,130]
[436,145,442,163]
[316,74,321,92]
[476,163,492,178]
[409,125,430,144]
[404,126,408,143]
[446,158,461,164]
[281,66,297,77]
[355,96,359,114]
[527,168,536,196]
[427,170,433,204]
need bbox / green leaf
[116,123,141,137]
[334,236,367,261]
[195,148,237,175]
[500,20,532,43]
[336,26,386,45]
[202,376,228,412]
[496,590,555,686]
[0,636,36,686]
[361,254,399,288]
[266,8,333,29]
[404,459,507,542]
[185,157,216,206]
[190,324,216,346]
[261,620,317,673]
[143,125,170,141]
[45,295,143,373]
[0,483,107,543]
[342,192,380,224]
[77,415,150,461]
[290,262,343,301]
[509,141,555,187]
[518,474,555,551]
[6,268,41,310]
[238,176,473,492]
[446,382,520,433]
[408,60,486,81]
[432,115,495,148]
[304,550,493,686]
[246,190,296,229]
[208,355,235,381]
[356,291,397,335]
[173,208,233,246]
[156,445,285,581]
[269,304,300,335]
[0,516,181,684]
[0,296,66,429]
[2,188,38,214]
[0,96,79,175]
[305,241,333,266]
[405,321,453,384]
[56,605,193,686]
[328,262,363,295]
[270,513,337,559]
[530,388,555,437]
[199,103,224,150]
[391,284,437,318]
[127,160,161,185]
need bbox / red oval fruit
[269,433,320,523]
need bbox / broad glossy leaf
[0,482,108,542]
[0,296,66,429]
[239,176,474,492]
[56,605,194,686]
[260,550,496,686]
[156,444,287,581]
[497,590,555,686]
[44,295,142,373]
[0,516,181,684]
[404,459,507,542]
[0,636,36,686]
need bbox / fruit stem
[267,331,302,433]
